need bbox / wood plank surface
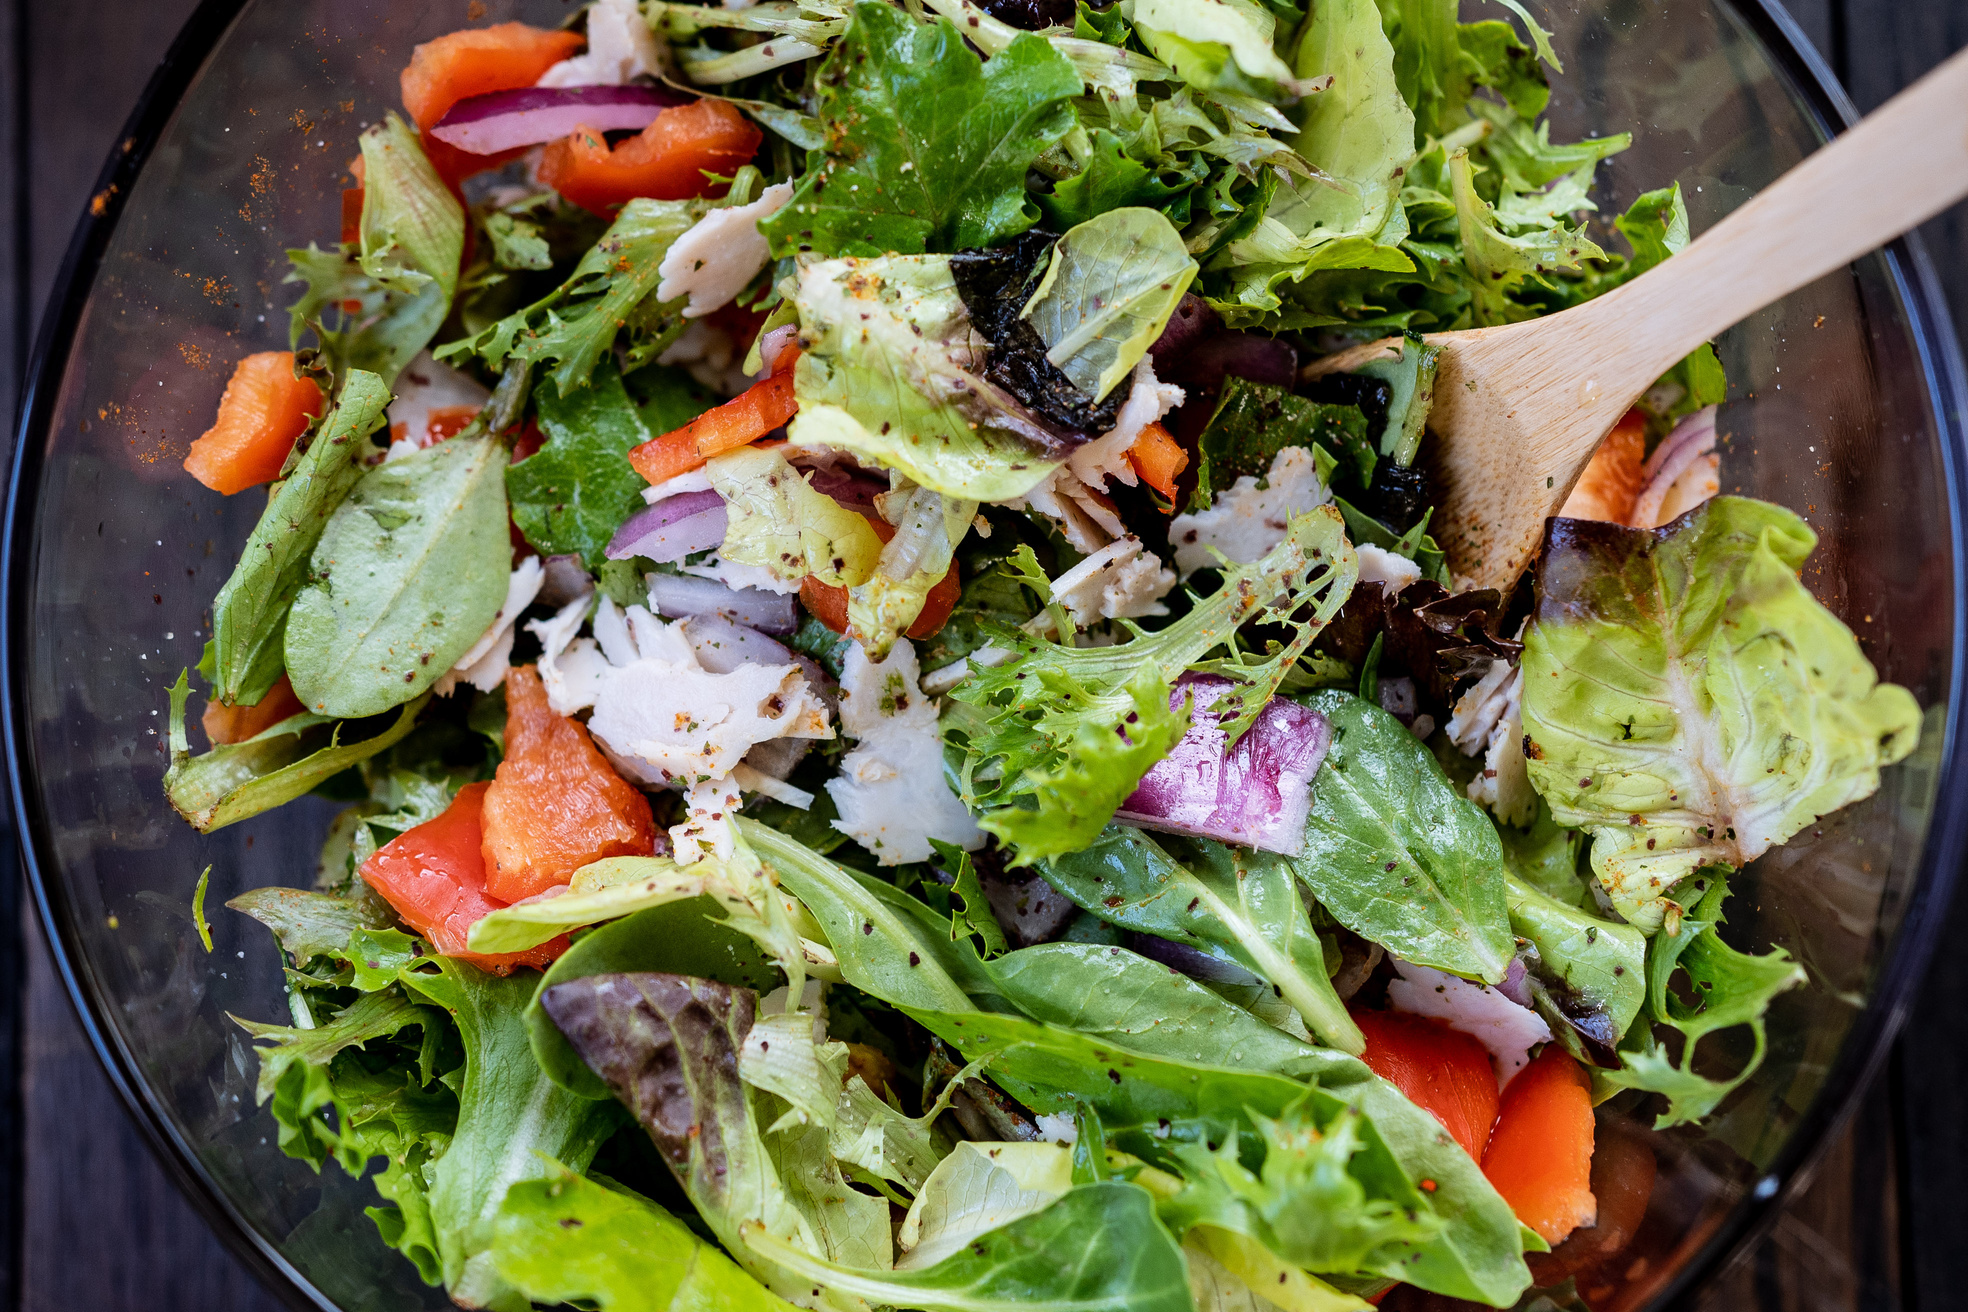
[3,1,1963,1310]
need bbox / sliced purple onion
[800,464,886,512]
[1629,404,1719,528]
[680,612,793,673]
[646,572,797,634]
[1148,293,1219,360]
[429,84,686,155]
[1115,674,1331,856]
[754,324,801,374]
[608,490,727,562]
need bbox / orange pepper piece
[182,352,326,495]
[539,99,763,216]
[1559,407,1648,524]
[1126,421,1189,504]
[201,674,307,746]
[627,342,800,485]
[480,665,657,904]
[1353,1009,1501,1163]
[798,515,960,642]
[1483,1045,1598,1246]
[360,781,568,974]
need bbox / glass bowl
[8,0,1965,1308]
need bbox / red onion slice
[1629,405,1719,528]
[1115,674,1331,855]
[608,490,727,562]
[680,612,794,673]
[646,572,797,634]
[429,84,686,155]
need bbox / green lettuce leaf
[1292,690,1516,984]
[164,672,427,832]
[207,370,391,706]
[1349,332,1439,464]
[759,2,1081,258]
[358,113,465,306]
[402,957,622,1309]
[710,444,886,589]
[228,885,395,964]
[947,507,1358,859]
[1039,129,1208,230]
[1019,207,1198,403]
[1043,827,1361,1052]
[1130,0,1304,99]
[1448,147,1605,325]
[846,485,979,657]
[1599,874,1804,1126]
[494,1165,797,1311]
[1504,872,1645,1064]
[1189,376,1372,510]
[1521,497,1922,931]
[437,196,701,395]
[789,253,1063,501]
[746,1181,1193,1312]
[286,432,511,719]
[509,361,658,569]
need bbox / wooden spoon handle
[1593,45,1968,381]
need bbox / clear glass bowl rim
[6,0,1967,1307]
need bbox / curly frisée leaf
[948,506,1358,859]
[1521,498,1922,932]
[789,254,1067,502]
[1020,208,1198,403]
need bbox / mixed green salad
[164,0,1924,1307]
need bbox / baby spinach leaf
[1189,377,1373,510]
[508,362,653,568]
[287,433,510,719]
[1020,208,1198,402]
[760,2,1082,258]
[208,371,391,707]
[493,1165,797,1312]
[1599,875,1803,1127]
[743,1181,1194,1312]
[164,671,427,833]
[1043,826,1361,1053]
[1292,690,1515,984]
[525,898,781,1099]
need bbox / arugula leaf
[1042,827,1361,1052]
[978,670,1189,863]
[404,957,622,1309]
[1599,875,1804,1126]
[1292,690,1517,984]
[1021,208,1198,402]
[1189,377,1373,510]
[286,433,511,719]
[509,361,654,569]
[744,1181,1194,1312]
[789,253,1066,502]
[948,507,1357,857]
[493,1165,798,1311]
[930,840,1011,960]
[524,898,781,1099]
[710,444,885,590]
[759,2,1081,258]
[438,197,701,395]
[286,245,447,394]
[207,371,390,706]
[1520,498,1922,931]
[164,671,427,833]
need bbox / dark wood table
[2,0,1964,1308]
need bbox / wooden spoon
[1304,47,1968,592]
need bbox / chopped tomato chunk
[539,99,762,216]
[201,674,306,746]
[183,352,325,495]
[400,23,585,184]
[359,781,566,973]
[480,665,657,903]
[1354,1008,1500,1162]
[1482,1046,1598,1245]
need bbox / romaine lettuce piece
[1521,497,1921,931]
[789,253,1067,501]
